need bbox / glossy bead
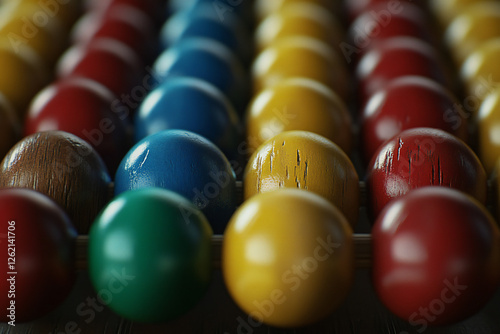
[477,88,500,176]
[160,4,251,64]
[0,93,20,160]
[255,3,344,52]
[445,2,500,65]
[373,187,500,326]
[57,38,143,98]
[25,77,131,173]
[345,0,422,21]
[348,3,431,59]
[255,0,340,21]
[461,38,500,107]
[135,77,240,159]
[89,188,212,323]
[430,0,487,27]
[223,189,354,328]
[0,131,112,233]
[244,131,359,226]
[0,188,77,322]
[252,37,349,100]
[246,78,352,154]
[115,130,237,234]
[366,128,487,219]
[86,0,166,24]
[153,38,248,114]
[356,37,450,103]
[4,0,82,28]
[361,76,468,163]
[0,3,68,66]
[72,5,157,64]
[0,41,48,116]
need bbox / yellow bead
[460,38,500,110]
[255,3,344,52]
[0,40,48,116]
[0,3,68,65]
[246,78,352,155]
[430,0,484,26]
[244,131,359,226]
[445,2,500,65]
[477,88,500,176]
[254,0,340,22]
[222,188,354,328]
[3,0,82,28]
[252,36,349,100]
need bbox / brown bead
[0,131,112,233]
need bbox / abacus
[0,0,500,333]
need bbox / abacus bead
[356,37,450,102]
[223,189,354,328]
[135,77,240,159]
[246,78,352,154]
[361,76,468,163]
[0,131,112,233]
[114,130,237,234]
[0,188,77,322]
[153,38,248,114]
[57,38,144,98]
[255,0,340,21]
[461,38,500,106]
[160,5,251,64]
[244,131,359,226]
[477,88,500,175]
[0,3,69,66]
[89,188,212,323]
[430,0,487,27]
[255,3,344,52]
[0,42,48,116]
[445,2,500,65]
[25,77,131,173]
[72,5,157,65]
[366,128,487,219]
[252,37,349,100]
[4,0,83,28]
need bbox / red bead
[356,37,449,103]
[56,38,144,98]
[25,77,131,173]
[361,76,468,162]
[366,128,487,219]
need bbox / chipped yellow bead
[244,131,359,226]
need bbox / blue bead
[114,130,237,233]
[160,6,251,64]
[152,38,248,114]
[134,77,241,159]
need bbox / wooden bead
[246,78,352,155]
[244,131,359,226]
[255,3,344,53]
[445,2,500,65]
[0,131,112,233]
[461,38,500,108]
[0,41,48,116]
[0,3,69,66]
[477,87,500,175]
[252,36,350,100]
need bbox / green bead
[88,187,213,323]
